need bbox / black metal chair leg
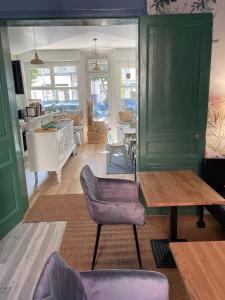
[133,225,142,269]
[92,224,102,270]
[197,206,206,228]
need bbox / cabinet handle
[195,133,199,140]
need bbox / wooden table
[138,170,225,267]
[170,241,225,300]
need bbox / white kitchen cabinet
[26,120,75,183]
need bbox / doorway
[89,75,109,122]
[1,13,212,240]
[6,18,139,202]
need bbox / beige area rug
[24,194,225,300]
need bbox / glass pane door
[120,67,137,114]
[90,76,109,121]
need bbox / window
[120,67,137,113]
[25,63,80,112]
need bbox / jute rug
[24,194,225,300]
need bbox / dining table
[170,241,225,300]
[137,170,225,267]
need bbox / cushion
[81,270,169,300]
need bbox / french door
[88,75,110,122]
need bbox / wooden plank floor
[26,143,134,204]
[0,143,133,300]
[0,221,66,300]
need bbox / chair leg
[133,225,142,269]
[92,224,102,270]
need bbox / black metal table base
[151,239,187,268]
[197,206,206,228]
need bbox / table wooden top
[170,241,225,300]
[137,170,225,207]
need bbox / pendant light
[126,57,131,79]
[92,38,101,71]
[30,27,44,65]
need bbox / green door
[138,14,212,174]
[0,25,28,239]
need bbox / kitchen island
[26,115,75,183]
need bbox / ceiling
[8,24,137,55]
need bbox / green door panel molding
[138,14,212,214]
[0,25,28,239]
[138,13,212,173]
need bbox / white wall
[17,48,135,64]
[17,49,81,62]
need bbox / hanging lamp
[92,38,101,71]
[126,57,131,79]
[30,27,44,65]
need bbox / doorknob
[195,133,199,140]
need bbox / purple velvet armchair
[80,165,145,269]
[33,252,169,300]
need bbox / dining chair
[105,126,128,165]
[33,252,169,300]
[80,165,145,269]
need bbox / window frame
[115,60,137,121]
[24,61,81,109]
[120,66,137,106]
[84,51,112,123]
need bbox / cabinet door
[138,14,212,174]
[67,123,75,151]
[64,126,71,156]
[57,132,66,162]
[0,26,28,238]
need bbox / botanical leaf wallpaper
[147,0,225,157]
[148,0,217,14]
[206,96,225,156]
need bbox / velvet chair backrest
[33,252,87,300]
[80,165,99,222]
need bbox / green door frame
[0,14,212,237]
[0,25,29,239]
[0,17,139,238]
